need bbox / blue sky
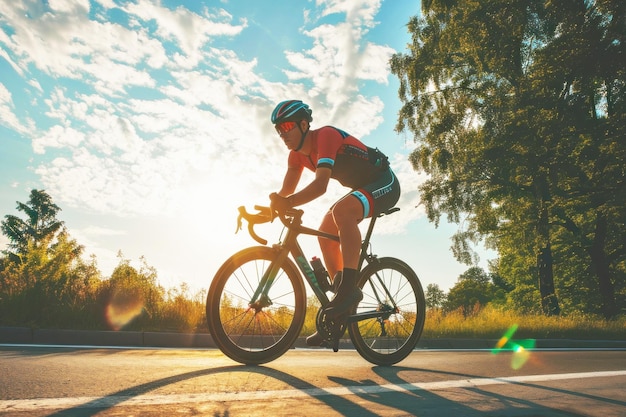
[0,0,493,294]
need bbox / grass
[4,293,624,342]
[108,302,626,341]
[422,307,626,340]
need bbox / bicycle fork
[248,247,291,312]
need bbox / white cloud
[317,0,380,25]
[0,46,23,77]
[27,79,43,92]
[1,1,168,93]
[32,125,86,154]
[33,87,274,217]
[92,0,117,9]
[0,83,28,134]
[48,0,90,14]
[283,0,393,126]
[355,42,395,83]
[122,1,246,68]
[3,0,412,233]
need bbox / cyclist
[268,99,401,346]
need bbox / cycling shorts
[348,168,400,218]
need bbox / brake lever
[235,208,245,234]
[235,218,242,234]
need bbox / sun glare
[105,291,145,331]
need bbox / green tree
[526,0,626,318]
[0,230,102,327]
[1,189,64,262]
[425,283,446,309]
[0,190,102,327]
[444,267,495,315]
[391,0,625,317]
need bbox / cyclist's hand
[269,192,293,216]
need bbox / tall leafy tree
[391,0,625,317]
[1,189,64,261]
[543,0,626,318]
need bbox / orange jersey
[288,126,388,189]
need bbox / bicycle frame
[243,206,400,321]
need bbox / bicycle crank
[315,308,348,352]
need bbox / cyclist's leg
[331,194,363,270]
[325,194,364,314]
[318,210,342,279]
[308,196,362,346]
[327,169,400,315]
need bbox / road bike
[206,205,426,366]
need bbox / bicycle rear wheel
[206,246,306,364]
[349,257,426,366]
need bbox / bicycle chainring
[315,308,348,352]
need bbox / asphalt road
[1,346,625,416]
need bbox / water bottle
[310,256,330,292]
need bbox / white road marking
[2,370,625,411]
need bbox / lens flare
[493,323,519,352]
[105,290,145,330]
[492,324,536,370]
[511,343,532,370]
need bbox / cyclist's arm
[277,166,302,197]
[289,166,331,207]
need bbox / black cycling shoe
[325,286,363,317]
[306,332,327,347]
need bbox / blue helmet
[271,100,313,124]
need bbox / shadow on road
[364,365,619,417]
[45,364,375,417]
[34,356,620,417]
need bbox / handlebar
[235,205,399,245]
[236,205,304,245]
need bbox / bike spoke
[349,258,425,365]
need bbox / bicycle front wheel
[349,257,426,366]
[206,246,306,365]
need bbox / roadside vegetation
[422,306,626,341]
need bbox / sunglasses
[275,121,297,135]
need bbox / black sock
[340,268,358,289]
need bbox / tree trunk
[537,243,560,316]
[589,211,617,319]
[537,198,560,316]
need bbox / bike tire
[206,246,307,365]
[349,257,426,366]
